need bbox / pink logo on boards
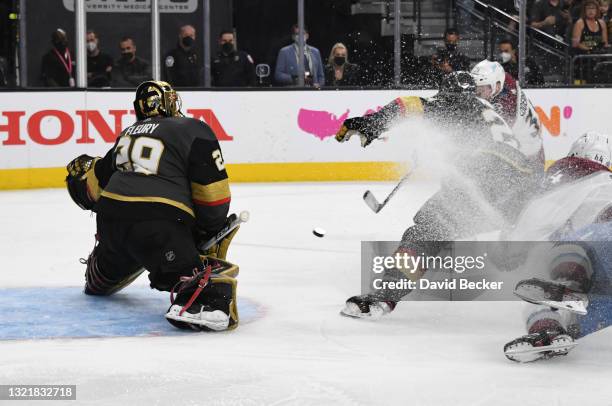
[297,108,350,140]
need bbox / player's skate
[165,265,236,332]
[340,295,397,319]
[504,326,576,363]
[514,278,588,315]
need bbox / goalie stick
[197,210,250,252]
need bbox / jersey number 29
[115,135,165,175]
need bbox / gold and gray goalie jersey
[89,116,230,234]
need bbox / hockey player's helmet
[438,71,476,94]
[470,59,505,99]
[133,80,182,121]
[568,131,612,167]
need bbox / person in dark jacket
[41,28,75,87]
[86,30,113,87]
[113,37,151,87]
[324,43,361,87]
[212,30,256,87]
[164,25,201,87]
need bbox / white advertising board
[0,88,610,172]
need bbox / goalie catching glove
[66,154,101,210]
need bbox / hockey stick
[197,211,250,252]
[363,152,419,214]
[363,171,413,213]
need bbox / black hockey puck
[312,227,326,238]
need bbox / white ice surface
[1,182,611,406]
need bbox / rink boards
[0,88,609,189]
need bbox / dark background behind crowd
[1,0,611,89]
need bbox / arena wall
[0,88,609,189]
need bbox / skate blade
[166,307,230,331]
[514,290,588,315]
[339,303,384,320]
[505,340,577,362]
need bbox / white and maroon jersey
[493,74,544,171]
[505,157,612,241]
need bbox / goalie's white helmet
[568,131,612,167]
[470,59,505,99]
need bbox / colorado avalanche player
[470,59,544,171]
[503,132,612,362]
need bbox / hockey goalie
[65,80,241,332]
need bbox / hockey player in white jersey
[503,132,612,362]
[470,59,544,171]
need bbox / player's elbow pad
[394,96,425,117]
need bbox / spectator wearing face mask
[324,43,360,87]
[497,39,544,85]
[274,24,325,88]
[112,37,151,87]
[443,27,470,71]
[41,28,75,87]
[86,30,113,87]
[212,30,256,87]
[164,24,201,87]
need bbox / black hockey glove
[335,116,381,147]
[335,101,402,147]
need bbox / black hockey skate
[514,278,588,315]
[340,295,397,319]
[504,327,577,363]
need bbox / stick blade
[363,190,382,213]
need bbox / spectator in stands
[212,30,256,87]
[419,48,454,87]
[530,0,572,39]
[443,27,470,71]
[599,0,612,32]
[274,24,325,88]
[164,25,200,87]
[112,37,151,87]
[324,43,360,87]
[86,30,113,87]
[572,0,610,82]
[497,39,545,85]
[41,28,75,87]
[572,0,609,51]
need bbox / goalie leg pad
[201,226,240,260]
[83,241,145,296]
